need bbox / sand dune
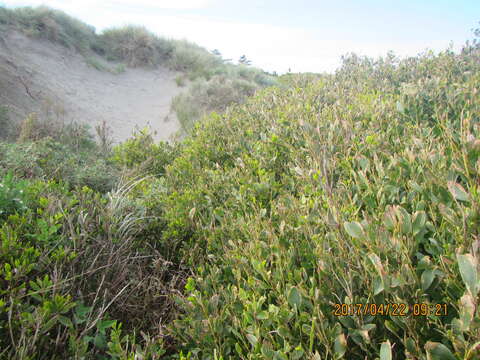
[0,30,182,143]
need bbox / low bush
[3,5,480,359]
[0,172,28,220]
[160,45,480,359]
[0,178,187,359]
[111,128,179,178]
[176,74,187,87]
[0,139,118,192]
[85,56,110,71]
[1,111,117,193]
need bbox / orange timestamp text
[332,303,448,317]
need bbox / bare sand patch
[0,30,182,143]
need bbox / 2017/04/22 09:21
[332,303,448,316]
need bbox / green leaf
[425,342,456,360]
[458,293,475,331]
[405,338,416,354]
[383,210,395,230]
[380,340,392,360]
[421,269,435,291]
[83,336,93,344]
[256,311,269,320]
[98,320,116,332]
[261,343,274,357]
[75,303,92,318]
[338,315,355,329]
[185,277,196,292]
[438,203,458,224]
[246,334,258,347]
[94,333,107,349]
[395,206,412,234]
[274,351,288,360]
[291,347,305,360]
[235,343,244,356]
[277,326,290,338]
[288,287,302,308]
[448,181,469,202]
[58,315,73,329]
[456,253,479,296]
[384,320,399,337]
[373,276,384,295]
[334,333,347,357]
[209,294,219,310]
[351,329,371,346]
[344,222,364,238]
[412,211,426,235]
[368,253,384,276]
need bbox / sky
[1,0,479,73]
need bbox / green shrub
[3,6,480,359]
[171,62,277,131]
[85,56,109,71]
[0,177,183,359]
[113,63,126,74]
[111,128,179,177]
[161,46,480,359]
[0,138,118,192]
[176,74,186,87]
[0,172,28,220]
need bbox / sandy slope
[0,30,182,143]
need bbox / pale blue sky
[1,0,479,73]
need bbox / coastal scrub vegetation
[1,7,480,360]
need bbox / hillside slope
[0,29,181,142]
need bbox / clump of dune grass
[0,5,96,52]
[97,25,174,67]
[171,64,277,131]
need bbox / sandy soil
[0,30,182,143]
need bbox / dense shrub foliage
[0,115,119,193]
[110,128,180,178]
[0,119,186,359]
[0,177,187,359]
[161,47,480,359]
